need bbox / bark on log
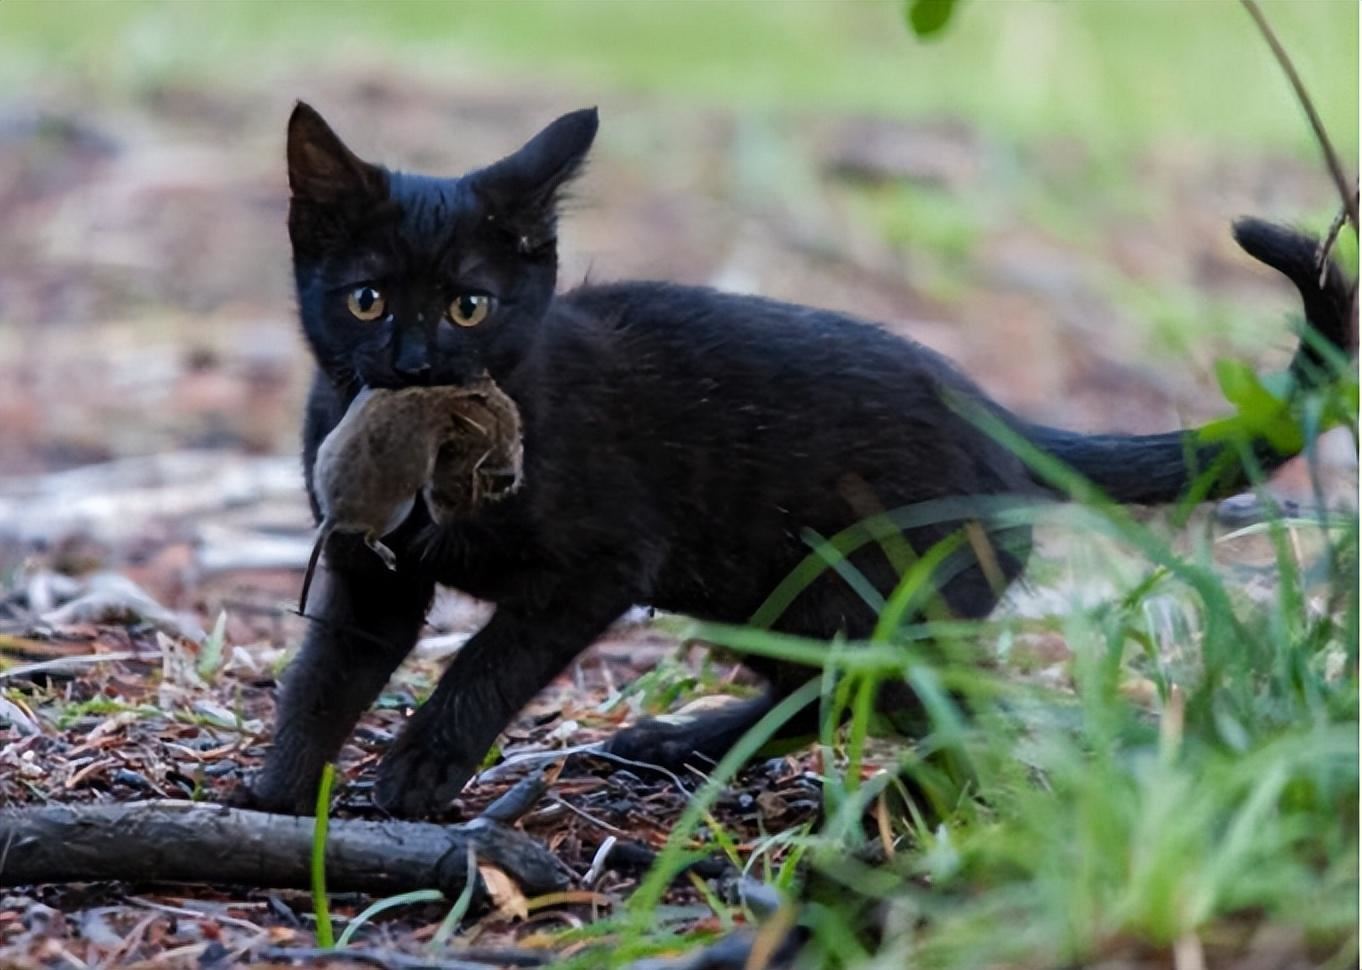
[0,800,568,897]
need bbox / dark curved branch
[0,800,568,897]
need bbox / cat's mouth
[358,367,492,394]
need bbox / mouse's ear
[469,107,598,253]
[287,101,385,203]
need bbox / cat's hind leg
[601,524,1029,778]
[600,579,872,775]
[603,690,804,773]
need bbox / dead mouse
[299,380,525,613]
[424,382,525,525]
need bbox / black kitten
[249,102,1351,817]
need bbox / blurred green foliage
[0,0,1355,162]
[906,0,961,39]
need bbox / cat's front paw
[221,779,266,811]
[235,769,322,817]
[373,738,473,818]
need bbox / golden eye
[346,286,386,322]
[448,293,492,328]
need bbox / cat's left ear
[472,107,598,249]
[287,101,384,203]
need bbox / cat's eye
[448,293,493,328]
[346,286,387,322]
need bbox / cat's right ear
[287,102,384,203]
[471,108,599,249]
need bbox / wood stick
[0,800,567,897]
[1240,0,1358,232]
[256,945,548,969]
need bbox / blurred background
[0,0,1356,596]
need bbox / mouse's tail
[298,526,329,615]
[1016,218,1353,504]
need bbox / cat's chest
[414,492,542,595]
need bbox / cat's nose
[393,335,432,383]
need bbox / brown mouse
[298,380,524,614]
[424,382,524,525]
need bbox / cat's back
[548,279,1031,570]
[558,280,981,399]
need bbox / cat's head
[286,101,597,391]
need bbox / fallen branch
[0,800,568,898]
[257,945,549,970]
[478,766,554,824]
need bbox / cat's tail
[1018,218,1353,504]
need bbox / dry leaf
[478,864,528,922]
[756,791,790,824]
[525,890,613,912]
[158,631,206,701]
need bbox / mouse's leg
[374,567,640,817]
[363,531,399,571]
[247,559,434,815]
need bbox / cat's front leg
[248,547,435,815]
[373,572,635,817]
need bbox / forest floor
[0,37,1357,970]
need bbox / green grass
[551,359,1358,968]
[336,890,444,949]
[311,762,338,949]
[0,0,1354,160]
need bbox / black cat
[249,102,1351,817]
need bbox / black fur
[248,103,1352,817]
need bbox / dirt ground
[0,65,1355,969]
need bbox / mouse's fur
[299,381,523,614]
[425,382,524,524]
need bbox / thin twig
[547,795,633,840]
[1316,193,1359,286]
[0,651,143,681]
[96,911,161,970]
[471,742,602,784]
[581,747,693,798]
[124,896,265,934]
[1241,0,1358,232]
